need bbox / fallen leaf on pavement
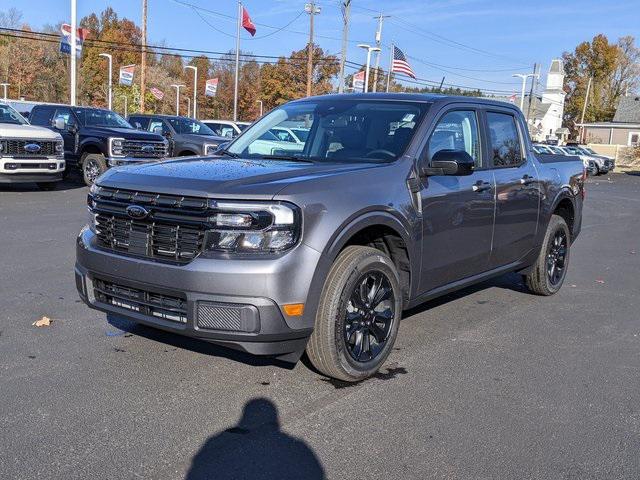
[595,279,605,284]
[631,251,637,255]
[32,316,52,327]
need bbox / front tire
[306,246,402,382]
[524,214,570,295]
[82,153,107,186]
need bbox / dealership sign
[352,71,365,92]
[119,65,136,86]
[205,78,219,97]
[59,24,89,56]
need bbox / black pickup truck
[29,105,168,185]
[76,93,585,382]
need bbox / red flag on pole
[241,6,256,36]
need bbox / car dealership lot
[1,173,639,479]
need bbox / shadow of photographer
[186,398,325,480]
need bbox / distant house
[578,95,640,146]
[495,59,567,143]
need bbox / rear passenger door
[418,107,496,292]
[485,110,540,268]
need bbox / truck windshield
[167,117,215,135]
[76,109,132,128]
[0,104,29,125]
[226,100,430,163]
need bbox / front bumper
[106,156,166,167]
[75,228,321,357]
[0,157,65,182]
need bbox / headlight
[109,137,125,157]
[0,140,5,157]
[204,143,219,155]
[55,140,64,155]
[204,201,300,253]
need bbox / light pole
[512,73,538,111]
[256,99,263,117]
[70,0,77,105]
[185,65,197,119]
[358,44,380,93]
[0,83,9,101]
[186,97,191,118]
[171,84,185,116]
[120,95,128,118]
[99,53,113,110]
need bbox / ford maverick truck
[75,94,584,382]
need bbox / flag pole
[386,43,393,93]
[233,1,241,122]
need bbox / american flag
[391,46,416,79]
[150,87,164,100]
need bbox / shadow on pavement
[0,174,86,192]
[185,398,325,480]
[107,314,297,370]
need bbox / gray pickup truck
[75,94,585,382]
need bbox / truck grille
[122,140,167,158]
[90,186,209,263]
[4,139,58,157]
[93,278,187,323]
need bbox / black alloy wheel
[546,229,568,287]
[344,271,395,363]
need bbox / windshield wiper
[217,149,239,158]
[260,154,314,163]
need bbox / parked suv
[128,114,227,157]
[202,119,251,139]
[0,102,65,190]
[76,94,584,382]
[29,104,168,185]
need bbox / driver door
[418,108,496,293]
[53,107,78,158]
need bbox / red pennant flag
[241,6,256,36]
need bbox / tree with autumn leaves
[563,34,640,132]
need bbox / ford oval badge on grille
[141,145,155,153]
[24,143,42,153]
[126,205,149,219]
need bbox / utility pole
[371,13,390,93]
[526,63,539,123]
[99,53,113,110]
[171,84,184,116]
[140,0,148,113]
[580,76,593,142]
[70,0,77,106]
[305,2,321,97]
[437,76,445,93]
[337,0,351,94]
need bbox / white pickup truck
[0,103,65,190]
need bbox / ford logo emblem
[141,145,155,153]
[126,205,149,219]
[24,143,41,153]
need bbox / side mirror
[422,149,475,176]
[53,118,66,130]
[153,126,164,136]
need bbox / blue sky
[4,0,639,94]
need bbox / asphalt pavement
[1,173,639,479]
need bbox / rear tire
[306,246,402,382]
[82,153,107,186]
[524,214,570,296]
[36,182,57,191]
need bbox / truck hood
[0,123,62,140]
[179,133,228,145]
[98,156,379,198]
[82,126,165,142]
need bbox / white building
[530,59,567,142]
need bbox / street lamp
[512,73,539,111]
[256,99,263,117]
[98,53,113,110]
[186,97,191,118]
[171,84,185,116]
[185,65,197,119]
[0,83,9,101]
[357,44,380,93]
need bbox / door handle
[472,180,492,193]
[520,174,535,185]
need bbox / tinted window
[76,109,131,128]
[53,107,77,128]
[427,110,480,166]
[147,119,170,135]
[129,117,150,130]
[167,117,215,135]
[487,112,522,167]
[271,128,297,143]
[29,106,55,126]
[0,104,29,125]
[228,100,429,163]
